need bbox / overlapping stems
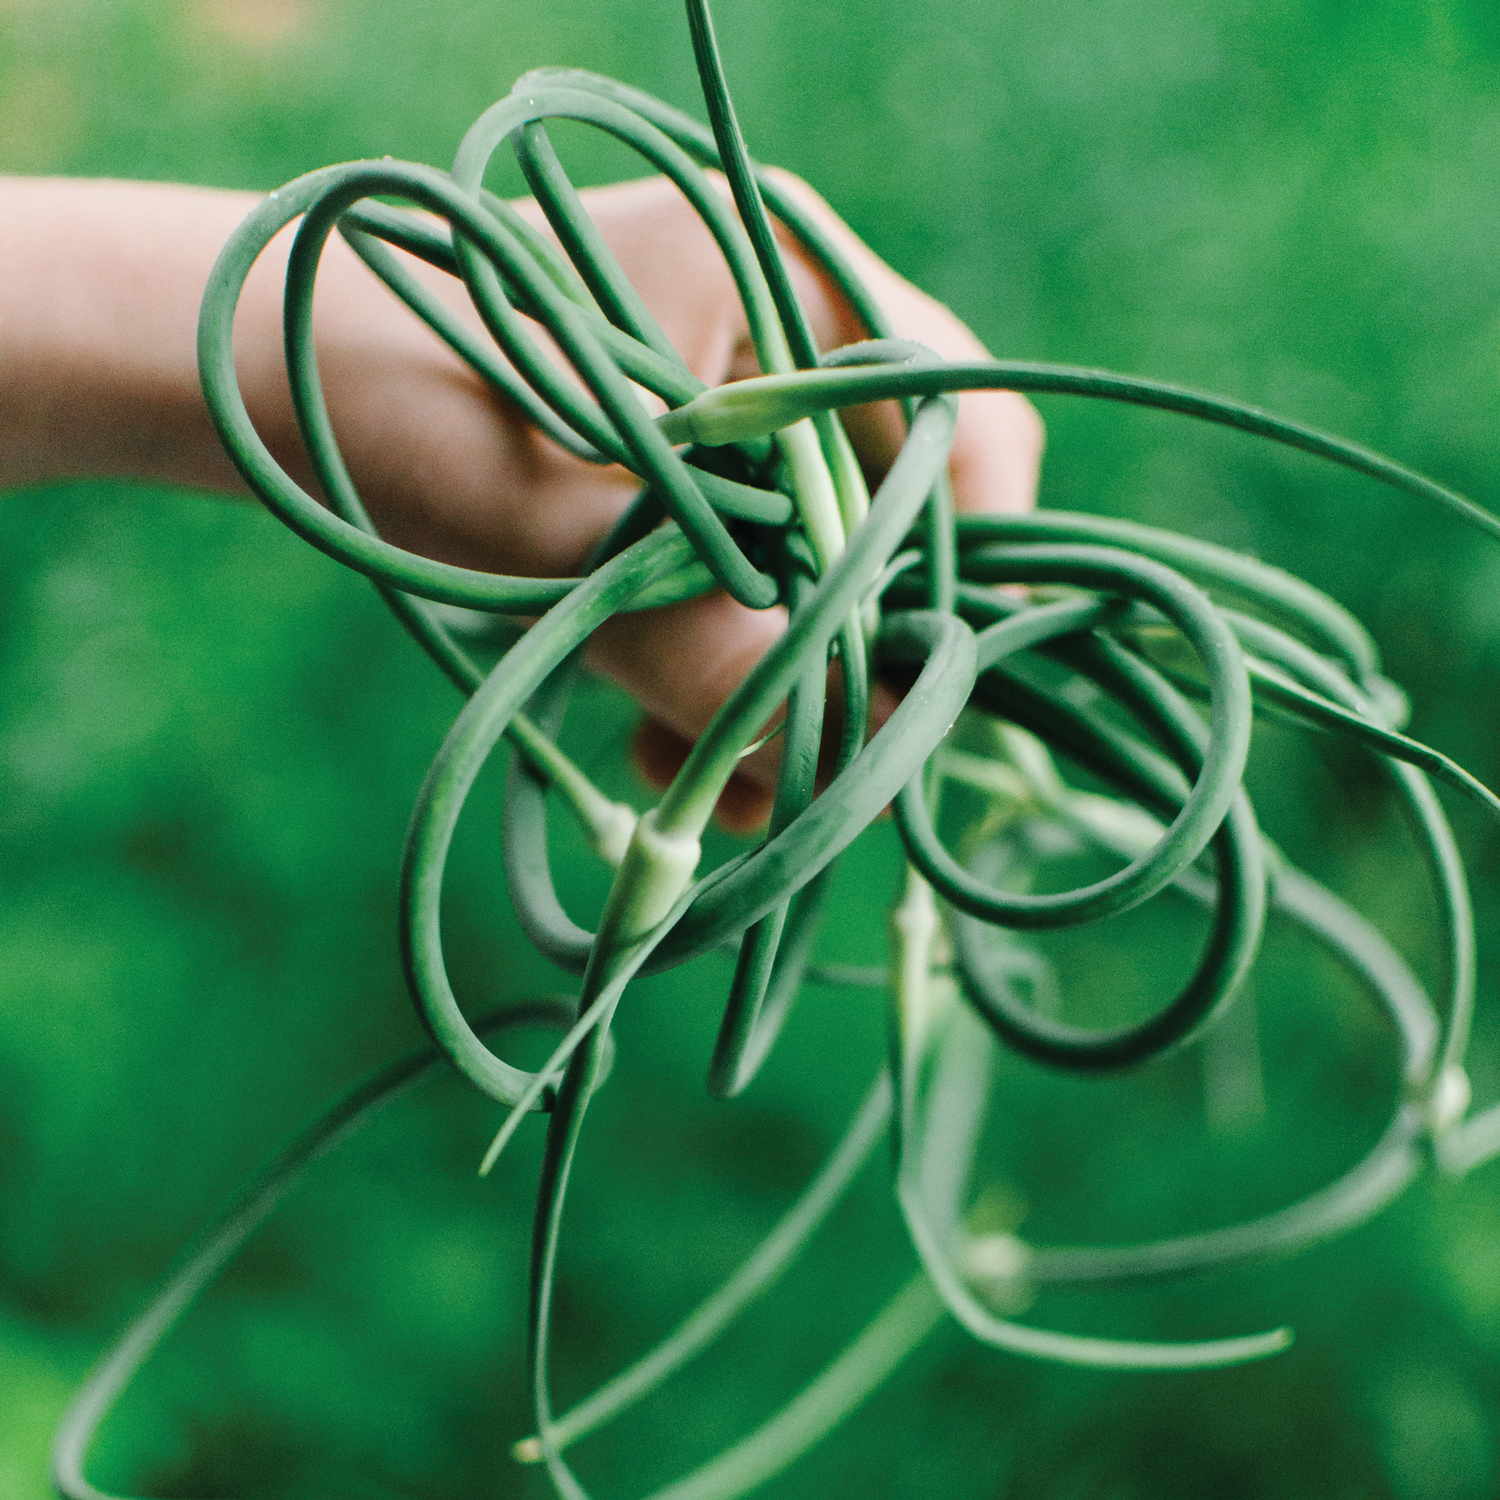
[66,14,1497,1499]
[900,664,1454,1293]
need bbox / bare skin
[0,173,1042,826]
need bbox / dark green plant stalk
[57,1,1500,1494]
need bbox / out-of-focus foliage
[2,0,1500,1495]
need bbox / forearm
[0,176,606,576]
[0,178,273,494]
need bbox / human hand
[0,173,1041,828]
[572,173,1044,826]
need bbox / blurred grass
[3,0,1500,1496]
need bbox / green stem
[50,1003,579,1500]
[642,1272,946,1500]
[888,868,1292,1368]
[655,396,958,839]
[514,1074,892,1461]
[658,361,1498,550]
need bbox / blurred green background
[3,0,1500,1495]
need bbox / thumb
[586,589,789,831]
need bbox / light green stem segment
[891,865,945,1068]
[640,1272,945,1500]
[508,713,637,866]
[595,808,704,955]
[1440,1095,1500,1177]
[814,409,870,535]
[775,417,846,570]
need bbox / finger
[586,584,787,787]
[632,715,773,832]
[583,171,1045,825]
[757,168,1044,518]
